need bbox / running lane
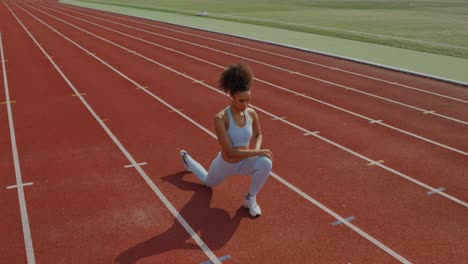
[15,2,468,263]
[47,0,468,118]
[26,2,468,199]
[31,2,468,158]
[1,3,214,263]
[8,2,410,263]
[0,24,28,264]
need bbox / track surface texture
[1,1,466,263]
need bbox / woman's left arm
[250,108,263,150]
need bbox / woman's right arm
[214,113,271,159]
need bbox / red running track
[26,0,468,199]
[1,0,467,263]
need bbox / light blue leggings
[185,152,272,196]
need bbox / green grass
[76,0,468,59]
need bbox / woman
[179,62,273,218]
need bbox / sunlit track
[33,2,468,127]
[24,3,468,157]
[15,2,468,209]
[4,3,223,263]
[49,1,468,105]
[0,31,36,264]
[7,5,417,263]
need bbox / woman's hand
[259,149,273,161]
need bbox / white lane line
[41,3,468,112]
[367,160,384,166]
[52,3,468,105]
[29,3,468,157]
[271,116,286,121]
[431,111,467,124]
[6,4,221,264]
[293,93,307,97]
[332,216,356,226]
[378,122,467,156]
[124,162,147,168]
[270,172,409,263]
[15,6,413,263]
[369,119,383,124]
[7,182,34,190]
[303,131,319,136]
[22,3,468,207]
[0,32,36,264]
[427,187,446,196]
[0,100,16,104]
[200,255,233,264]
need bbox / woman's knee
[255,156,273,172]
[204,177,222,187]
[204,172,231,187]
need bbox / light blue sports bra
[226,107,252,147]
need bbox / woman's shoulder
[214,108,230,130]
[246,107,257,119]
[246,107,256,114]
[215,108,227,117]
[214,108,229,122]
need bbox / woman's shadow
[115,171,250,263]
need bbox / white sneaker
[179,150,192,172]
[243,194,261,217]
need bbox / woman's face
[231,90,251,112]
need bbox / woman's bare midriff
[221,146,250,163]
